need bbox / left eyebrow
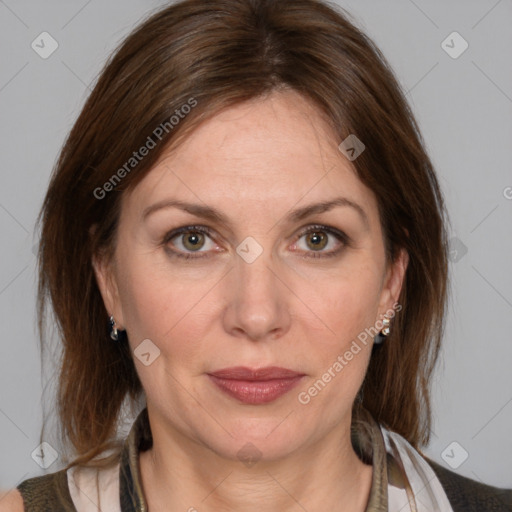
[284,197,369,229]
[141,196,369,230]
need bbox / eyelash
[162,224,350,260]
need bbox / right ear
[90,225,125,329]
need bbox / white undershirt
[67,462,121,512]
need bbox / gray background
[1,0,511,491]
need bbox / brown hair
[37,0,449,470]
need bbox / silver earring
[373,317,391,345]
[109,315,121,341]
[381,316,391,336]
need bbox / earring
[373,316,391,345]
[109,315,125,341]
[355,384,364,404]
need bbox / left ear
[377,247,409,315]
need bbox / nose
[222,249,292,342]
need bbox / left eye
[291,226,347,257]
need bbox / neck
[138,411,373,512]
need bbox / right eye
[163,225,219,259]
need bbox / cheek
[116,271,173,339]
[115,267,208,408]
[294,265,381,415]
[115,254,218,364]
[296,259,384,352]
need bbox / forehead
[122,90,378,223]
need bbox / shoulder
[0,489,25,512]
[13,469,76,511]
[424,457,512,512]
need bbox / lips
[207,366,305,405]
[208,366,303,380]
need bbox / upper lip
[208,366,304,381]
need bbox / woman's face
[94,90,407,462]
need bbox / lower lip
[208,375,304,404]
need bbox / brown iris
[182,231,205,251]
[305,231,328,251]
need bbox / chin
[204,416,310,463]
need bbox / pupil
[308,232,326,250]
[184,232,203,250]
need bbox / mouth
[207,366,306,405]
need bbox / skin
[0,490,24,512]
[93,89,408,512]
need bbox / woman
[2,0,511,510]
